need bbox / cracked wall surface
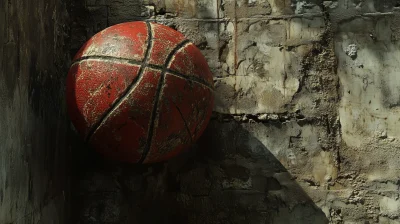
[69,0,400,223]
[0,0,71,223]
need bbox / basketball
[66,21,214,163]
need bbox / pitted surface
[67,21,214,164]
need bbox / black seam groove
[138,39,191,164]
[146,63,164,71]
[73,56,214,90]
[174,103,193,144]
[85,22,153,143]
[165,70,214,90]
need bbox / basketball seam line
[85,22,154,144]
[161,69,213,90]
[72,56,214,90]
[138,39,191,164]
[71,56,142,66]
[173,102,194,144]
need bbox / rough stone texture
[0,0,71,223]
[69,0,400,223]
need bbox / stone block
[214,75,300,114]
[212,18,326,114]
[287,17,325,46]
[237,19,287,47]
[158,0,219,19]
[220,0,272,18]
[255,0,323,16]
[268,0,293,15]
[292,1,322,14]
[328,0,400,14]
[108,4,149,25]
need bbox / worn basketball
[66,21,214,163]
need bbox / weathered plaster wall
[0,0,71,223]
[334,2,400,222]
[69,0,400,223]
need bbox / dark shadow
[71,119,329,224]
[67,0,329,223]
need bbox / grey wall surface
[0,0,71,223]
[67,0,400,223]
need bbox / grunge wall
[0,0,71,223]
[0,0,393,223]
[69,0,400,223]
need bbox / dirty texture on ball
[66,21,214,163]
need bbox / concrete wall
[0,0,71,223]
[69,0,400,223]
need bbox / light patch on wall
[311,151,338,186]
[337,17,400,147]
[380,196,400,216]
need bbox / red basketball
[66,21,214,163]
